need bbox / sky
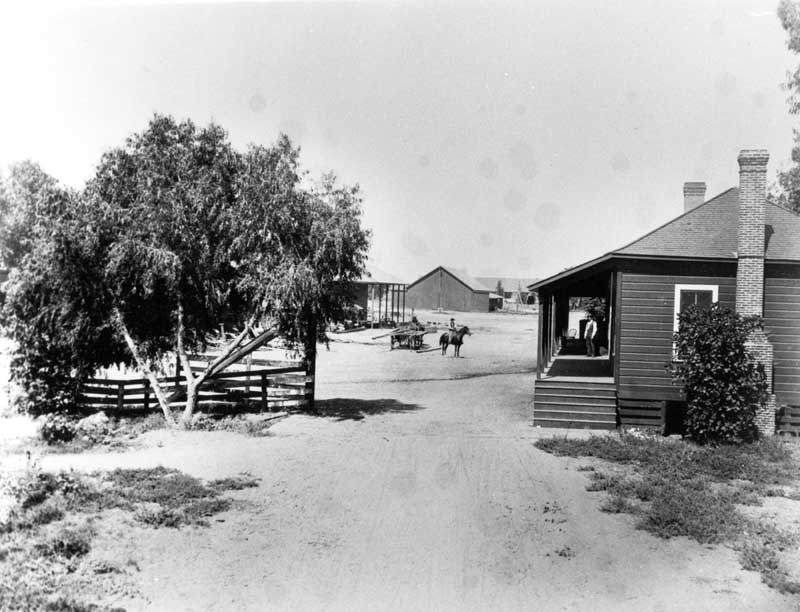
[0,0,797,283]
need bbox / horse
[439,326,471,357]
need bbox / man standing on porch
[585,315,597,357]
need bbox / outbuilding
[406,266,492,312]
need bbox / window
[673,284,718,357]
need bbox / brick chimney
[683,182,706,212]
[736,149,775,435]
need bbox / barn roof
[528,188,800,292]
[441,267,491,292]
[408,266,491,293]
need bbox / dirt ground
[1,310,798,611]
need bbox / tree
[0,163,124,416]
[2,115,370,425]
[0,161,67,268]
[669,304,767,444]
[773,1,800,212]
[495,280,504,297]
[584,297,606,321]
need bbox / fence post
[260,373,268,412]
[116,383,124,413]
[305,359,315,413]
[143,380,150,412]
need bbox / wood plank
[618,385,682,401]
[618,398,665,408]
[618,352,674,363]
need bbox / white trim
[672,284,719,358]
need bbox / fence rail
[78,364,311,413]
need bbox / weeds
[0,463,254,610]
[34,524,94,560]
[208,473,261,491]
[536,433,800,593]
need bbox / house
[475,277,539,305]
[528,150,800,434]
[406,266,492,312]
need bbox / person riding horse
[440,322,471,357]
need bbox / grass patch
[0,463,251,610]
[535,433,800,592]
[34,524,94,560]
[208,473,261,491]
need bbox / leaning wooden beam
[207,327,279,377]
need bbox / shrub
[40,413,77,444]
[34,524,93,559]
[669,304,767,444]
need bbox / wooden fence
[79,365,311,414]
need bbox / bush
[39,413,78,444]
[669,304,767,444]
[34,524,93,559]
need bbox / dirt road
[8,312,795,610]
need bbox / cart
[390,328,426,350]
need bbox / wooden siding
[617,274,736,401]
[406,269,489,312]
[765,277,800,406]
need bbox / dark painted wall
[406,268,489,312]
[765,271,800,407]
[617,273,736,401]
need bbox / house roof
[616,188,800,260]
[408,266,491,293]
[529,188,800,292]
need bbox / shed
[529,150,800,435]
[476,277,539,304]
[406,266,492,312]
[353,265,407,327]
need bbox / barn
[529,150,800,435]
[406,266,492,312]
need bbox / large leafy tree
[0,163,126,415]
[2,115,370,426]
[773,0,800,212]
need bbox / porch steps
[533,379,617,430]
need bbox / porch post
[536,289,545,378]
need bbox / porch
[532,264,620,429]
[534,352,617,429]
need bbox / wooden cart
[390,328,426,350]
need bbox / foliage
[771,1,800,212]
[536,433,800,592]
[583,297,606,321]
[0,165,124,415]
[34,524,94,560]
[39,414,78,444]
[669,304,767,444]
[1,114,370,423]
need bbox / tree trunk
[182,379,200,426]
[304,314,318,414]
[176,304,257,426]
[112,308,177,427]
